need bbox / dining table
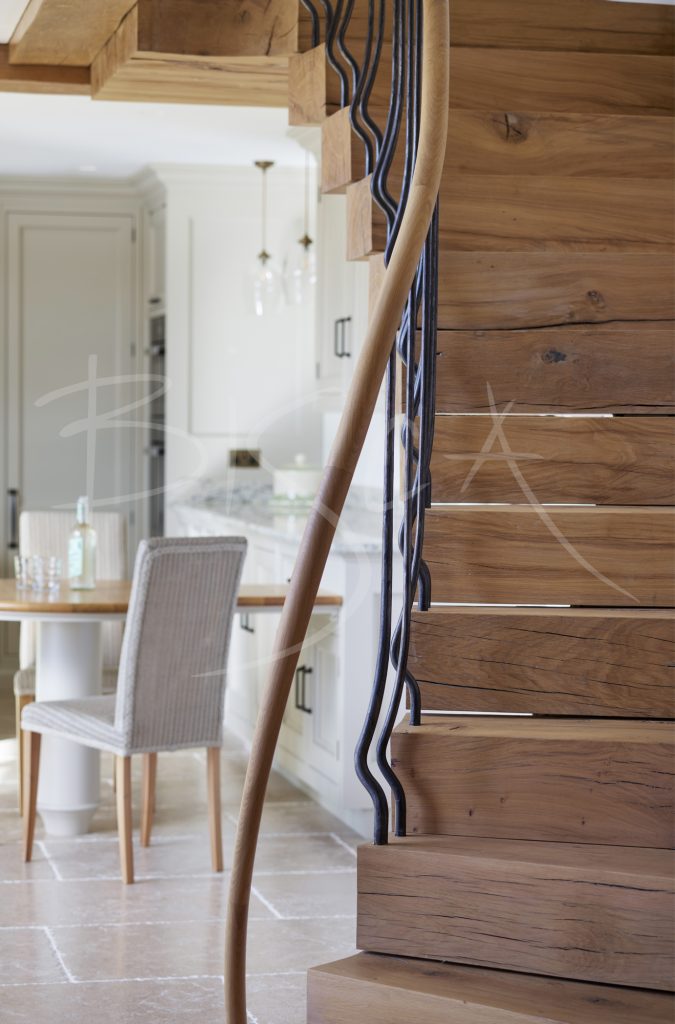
[0,579,341,837]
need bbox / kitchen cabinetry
[315,193,371,390]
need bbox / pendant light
[251,159,283,317]
[285,151,317,307]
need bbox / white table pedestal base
[36,620,103,837]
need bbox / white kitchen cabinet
[315,193,371,391]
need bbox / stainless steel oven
[147,315,165,536]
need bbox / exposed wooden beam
[9,0,137,67]
[91,4,294,107]
[0,44,89,94]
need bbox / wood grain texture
[357,837,675,990]
[433,323,675,413]
[0,45,89,95]
[349,172,674,258]
[9,0,136,66]
[392,715,675,848]
[447,0,675,55]
[430,416,675,503]
[308,953,675,1024]
[326,110,674,194]
[408,606,675,717]
[322,107,366,194]
[91,6,291,107]
[424,506,675,606]
[445,110,675,179]
[452,49,674,116]
[437,253,675,330]
[288,45,337,125]
[134,0,300,58]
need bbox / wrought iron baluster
[324,0,351,107]
[300,0,322,48]
[355,0,439,843]
[354,344,397,846]
[371,0,404,225]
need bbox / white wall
[154,165,323,518]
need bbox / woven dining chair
[22,536,247,884]
[14,510,127,811]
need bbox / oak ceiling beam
[0,44,89,94]
[9,0,137,67]
[92,2,301,108]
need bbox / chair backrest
[19,510,128,670]
[114,536,247,753]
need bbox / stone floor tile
[252,869,357,920]
[0,926,70,985]
[0,977,225,1023]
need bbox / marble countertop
[171,483,384,555]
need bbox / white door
[1,212,138,677]
[6,211,138,521]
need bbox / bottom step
[308,953,675,1024]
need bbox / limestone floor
[0,712,360,1023]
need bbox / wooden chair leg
[115,755,134,884]
[140,752,157,847]
[16,695,34,814]
[207,747,223,873]
[22,730,41,862]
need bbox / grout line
[0,969,309,989]
[43,926,76,984]
[0,866,357,885]
[328,833,357,857]
[250,885,283,920]
[35,840,64,881]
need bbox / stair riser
[393,725,675,848]
[324,109,673,194]
[357,843,675,990]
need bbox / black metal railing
[298,0,439,847]
[354,0,439,845]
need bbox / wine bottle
[68,496,97,590]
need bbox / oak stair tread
[308,953,675,1024]
[357,836,675,990]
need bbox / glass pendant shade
[251,160,283,317]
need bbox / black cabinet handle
[7,489,18,550]
[294,665,313,714]
[240,613,255,634]
[333,317,352,359]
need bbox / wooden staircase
[294,0,675,1020]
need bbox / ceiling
[0,92,307,177]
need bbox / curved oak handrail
[224,2,450,1019]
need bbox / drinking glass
[46,556,62,592]
[31,555,47,591]
[13,555,31,590]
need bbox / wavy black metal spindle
[358,0,385,165]
[356,0,439,843]
[344,0,375,173]
[324,0,351,107]
[354,344,397,846]
[349,0,386,174]
[371,0,404,223]
[300,0,321,48]
[385,0,419,261]
[375,280,418,836]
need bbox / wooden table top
[0,580,342,615]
